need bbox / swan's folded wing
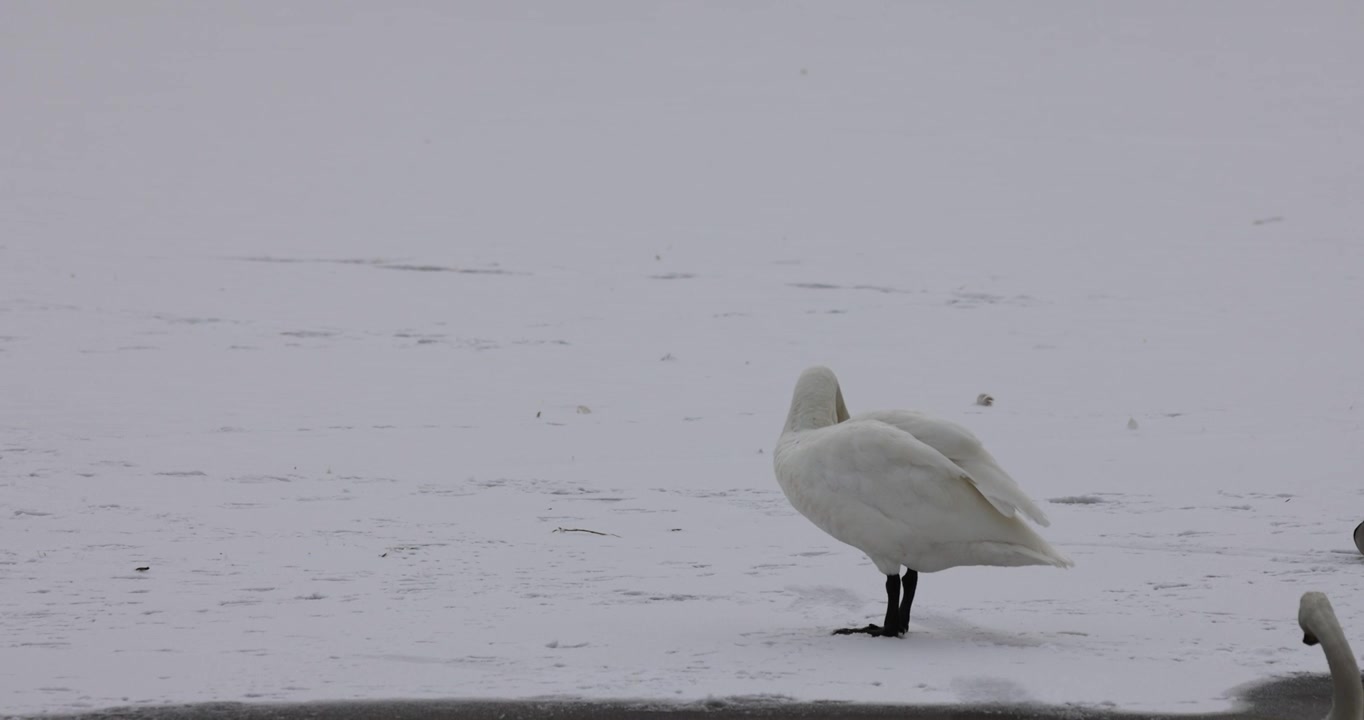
[809,420,987,522]
[854,410,1051,527]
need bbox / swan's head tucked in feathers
[783,366,851,434]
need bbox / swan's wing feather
[854,410,1051,526]
[803,420,985,520]
[956,452,1051,527]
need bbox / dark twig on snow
[552,527,620,538]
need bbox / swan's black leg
[880,573,900,631]
[896,569,919,633]
[833,573,903,637]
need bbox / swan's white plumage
[774,366,1071,575]
[854,409,1051,527]
[1299,591,1363,720]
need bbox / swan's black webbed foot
[832,624,902,638]
[832,573,911,637]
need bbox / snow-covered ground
[3,2,1363,716]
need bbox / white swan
[773,366,1071,637]
[1299,591,1363,720]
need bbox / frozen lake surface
[3,1,1363,716]
[21,675,1363,720]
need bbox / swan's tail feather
[1012,544,1074,568]
[971,541,1074,569]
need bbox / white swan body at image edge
[1299,591,1363,720]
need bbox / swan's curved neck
[1316,616,1363,720]
[784,379,849,433]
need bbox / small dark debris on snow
[1049,495,1107,505]
[552,527,620,538]
[135,566,150,572]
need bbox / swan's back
[855,409,1052,527]
[775,418,1071,573]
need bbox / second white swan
[1300,591,1363,720]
